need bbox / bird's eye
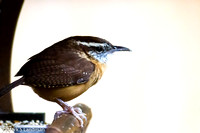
[96,47,104,52]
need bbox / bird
[0,36,131,127]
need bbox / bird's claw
[54,106,87,128]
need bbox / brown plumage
[0,36,130,127]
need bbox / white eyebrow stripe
[77,41,107,47]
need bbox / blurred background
[11,0,200,133]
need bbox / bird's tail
[0,77,25,97]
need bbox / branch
[46,103,92,133]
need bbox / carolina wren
[0,36,131,127]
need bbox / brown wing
[16,45,95,89]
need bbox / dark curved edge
[0,0,24,112]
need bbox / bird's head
[68,36,131,63]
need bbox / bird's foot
[55,98,87,128]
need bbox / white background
[11,0,200,133]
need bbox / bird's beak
[113,46,131,52]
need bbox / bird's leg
[54,98,87,127]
